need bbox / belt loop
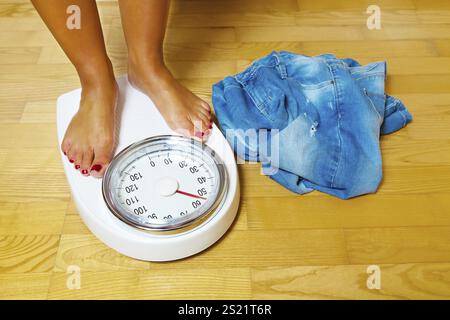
[274,52,287,79]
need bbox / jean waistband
[231,51,387,88]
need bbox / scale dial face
[102,135,227,233]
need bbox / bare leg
[118,0,212,139]
[32,0,117,177]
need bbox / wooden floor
[1,0,450,299]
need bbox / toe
[196,112,211,130]
[191,116,208,137]
[200,100,211,113]
[90,146,112,178]
[61,138,71,157]
[81,148,94,176]
[67,148,77,165]
[198,105,211,119]
[89,161,107,178]
[192,121,210,141]
[74,149,84,172]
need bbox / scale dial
[102,135,227,233]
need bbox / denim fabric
[212,51,413,199]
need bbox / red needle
[176,189,207,200]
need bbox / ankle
[128,50,168,73]
[79,75,117,111]
[76,58,116,89]
[81,76,117,96]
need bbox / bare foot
[61,79,118,177]
[128,60,212,140]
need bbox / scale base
[56,76,239,261]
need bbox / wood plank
[382,138,450,167]
[433,40,450,56]
[0,101,25,124]
[0,201,67,235]
[54,229,347,272]
[246,194,450,230]
[395,93,450,106]
[294,10,419,26]
[20,100,56,123]
[301,40,436,58]
[238,165,450,198]
[417,10,450,24]
[345,226,450,264]
[0,47,40,64]
[296,0,415,10]
[168,10,419,27]
[54,234,150,272]
[376,57,450,75]
[0,3,37,18]
[0,30,54,47]
[0,235,59,273]
[61,214,91,235]
[0,273,50,299]
[163,40,437,62]
[252,263,450,299]
[0,147,70,201]
[171,0,299,14]
[0,124,58,148]
[236,26,365,42]
[48,268,251,299]
[387,74,450,94]
[236,25,450,43]
[413,0,450,10]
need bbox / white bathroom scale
[56,76,240,261]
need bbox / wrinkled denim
[212,51,413,199]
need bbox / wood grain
[251,263,450,299]
[0,0,449,299]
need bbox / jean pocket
[242,66,288,123]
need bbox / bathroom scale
[56,76,240,261]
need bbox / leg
[118,0,212,139]
[32,0,117,177]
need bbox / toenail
[82,169,88,175]
[209,124,212,129]
[63,151,67,155]
[91,164,102,172]
[75,164,80,170]
[69,159,74,163]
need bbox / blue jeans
[212,51,413,199]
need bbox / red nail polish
[209,124,212,129]
[63,152,67,155]
[82,169,88,175]
[91,164,102,172]
[75,164,80,170]
[69,159,74,163]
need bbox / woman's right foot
[61,78,118,177]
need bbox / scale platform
[56,76,240,261]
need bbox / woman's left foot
[128,58,213,140]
